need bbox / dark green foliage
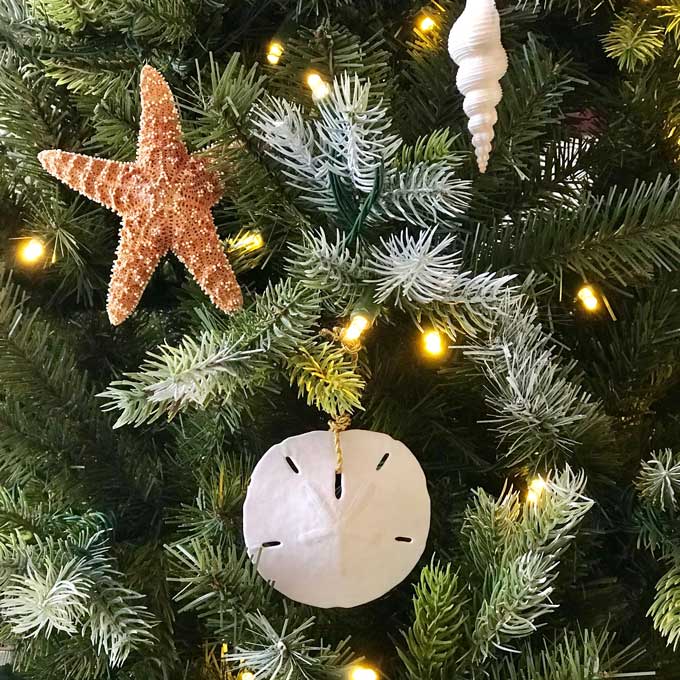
[1,0,680,678]
[466,176,680,287]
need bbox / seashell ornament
[448,0,508,173]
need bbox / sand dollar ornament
[243,429,431,608]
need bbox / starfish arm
[107,216,169,325]
[38,150,135,214]
[137,65,186,164]
[171,214,243,314]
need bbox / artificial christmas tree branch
[1,0,680,677]
[467,176,680,287]
[100,280,323,426]
[464,296,611,467]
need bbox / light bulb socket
[350,290,380,325]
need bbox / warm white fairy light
[230,231,264,253]
[577,285,600,312]
[18,238,45,265]
[349,665,378,680]
[527,477,547,504]
[422,329,445,357]
[267,41,284,65]
[343,314,370,345]
[418,15,436,32]
[306,71,330,100]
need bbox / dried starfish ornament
[39,65,243,325]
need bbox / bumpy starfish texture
[38,65,243,325]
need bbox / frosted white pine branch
[464,297,609,466]
[227,613,354,679]
[464,465,593,573]
[250,97,336,211]
[100,333,266,427]
[636,449,680,512]
[473,551,558,658]
[368,228,461,306]
[286,229,364,309]
[377,161,472,227]
[87,582,156,667]
[317,74,401,193]
[0,530,154,666]
[465,465,593,658]
[367,229,516,332]
[252,75,472,229]
[0,559,90,637]
[523,466,594,558]
[488,629,639,680]
[144,338,262,408]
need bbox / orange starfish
[38,65,243,325]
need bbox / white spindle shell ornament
[243,430,431,608]
[448,0,508,173]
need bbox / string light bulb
[267,41,284,65]
[230,231,264,253]
[422,329,446,357]
[17,238,46,265]
[526,477,547,504]
[350,665,378,680]
[240,672,255,680]
[418,15,436,32]
[342,313,370,346]
[306,71,330,100]
[577,285,600,312]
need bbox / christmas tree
[1,0,680,677]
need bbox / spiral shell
[448,0,508,173]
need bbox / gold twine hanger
[329,413,351,473]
